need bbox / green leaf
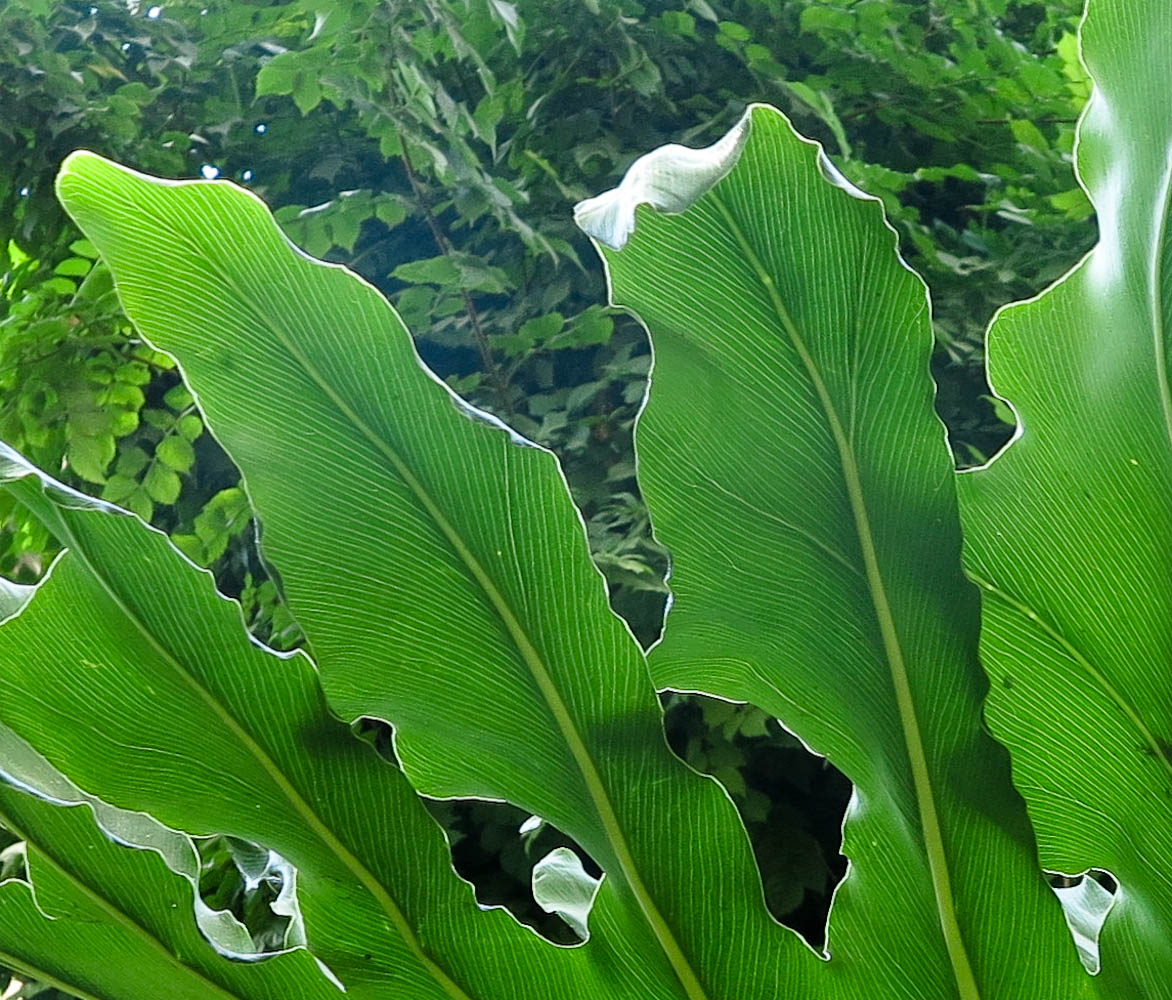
[108,407,140,437]
[57,150,799,1000]
[144,407,175,430]
[100,473,139,504]
[576,105,1090,997]
[1009,118,1049,151]
[255,52,297,97]
[115,445,150,476]
[0,450,637,1000]
[156,434,196,473]
[391,255,462,285]
[188,487,251,562]
[66,432,115,484]
[957,2,1172,995]
[0,727,338,1000]
[799,6,854,34]
[164,384,194,411]
[717,20,750,42]
[103,382,145,409]
[53,256,93,277]
[176,413,204,441]
[123,486,154,522]
[293,74,323,115]
[143,461,181,504]
[68,238,99,259]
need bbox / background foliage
[0,0,1093,994]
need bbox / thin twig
[399,143,511,414]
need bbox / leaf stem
[399,143,512,414]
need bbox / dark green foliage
[0,2,1097,992]
[663,694,850,948]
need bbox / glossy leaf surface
[29,1,1172,991]
[0,728,335,1000]
[54,157,791,1000]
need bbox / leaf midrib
[0,948,108,1000]
[706,190,982,1000]
[74,164,711,1000]
[217,225,712,1000]
[47,511,475,1000]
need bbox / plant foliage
[0,5,1101,962]
[2,0,1169,997]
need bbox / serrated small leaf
[155,435,195,473]
[71,405,112,436]
[108,409,139,437]
[163,384,193,411]
[102,382,145,409]
[53,257,92,277]
[143,463,181,504]
[66,434,114,484]
[255,52,296,97]
[175,413,203,441]
[114,445,149,476]
[100,474,139,504]
[123,487,154,522]
[292,74,322,114]
[169,532,204,563]
[41,276,77,296]
[391,254,461,285]
[116,361,152,385]
[142,407,173,430]
[68,238,99,258]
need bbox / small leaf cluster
[0,241,252,579]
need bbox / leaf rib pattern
[0,764,342,1000]
[54,152,798,1000]
[123,223,707,997]
[0,458,641,1000]
[589,105,1093,999]
[707,189,980,1000]
[956,2,1172,994]
[0,807,243,1000]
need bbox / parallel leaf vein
[707,190,981,1000]
[80,175,711,1000]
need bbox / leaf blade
[0,452,631,1000]
[957,1,1172,993]
[55,150,802,1000]
[579,104,1093,999]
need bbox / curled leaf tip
[573,110,751,250]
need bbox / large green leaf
[54,150,792,1000]
[956,1,1172,996]
[0,728,335,1000]
[574,107,1091,998]
[0,450,635,1000]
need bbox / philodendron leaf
[55,152,797,999]
[0,450,636,1000]
[956,1,1172,996]
[576,106,1090,999]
